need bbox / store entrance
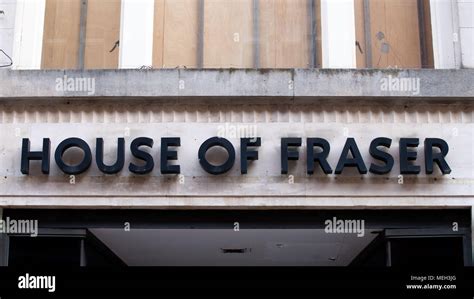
[351,230,467,267]
[1,209,471,267]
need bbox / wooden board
[42,0,82,69]
[203,0,253,68]
[152,0,166,68]
[315,0,322,68]
[354,0,366,68]
[84,0,121,69]
[259,0,309,68]
[154,0,199,68]
[369,0,421,68]
[421,0,434,68]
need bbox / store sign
[20,136,451,176]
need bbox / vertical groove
[78,0,88,70]
[197,0,205,68]
[363,0,372,68]
[253,0,260,68]
[308,0,317,68]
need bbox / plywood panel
[203,0,253,68]
[422,0,434,68]
[315,0,322,68]
[42,0,81,69]
[152,0,165,68]
[369,0,421,68]
[153,0,199,68]
[84,0,121,69]
[258,0,276,68]
[354,0,366,68]
[259,0,309,68]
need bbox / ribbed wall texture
[1,100,473,207]
[0,102,472,124]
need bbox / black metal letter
[281,138,302,174]
[425,138,451,174]
[129,137,154,174]
[21,138,50,174]
[161,137,181,174]
[240,137,261,174]
[399,138,420,174]
[198,137,235,175]
[369,137,394,175]
[335,138,367,174]
[307,138,332,175]
[55,137,92,175]
[96,138,125,174]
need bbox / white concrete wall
[430,0,461,68]
[457,0,474,68]
[11,0,45,69]
[0,0,16,68]
[0,100,473,208]
[119,0,155,69]
[321,0,356,68]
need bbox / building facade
[0,0,473,266]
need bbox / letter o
[55,138,92,175]
[198,137,235,175]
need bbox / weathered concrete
[0,0,16,70]
[0,69,473,100]
[1,100,473,208]
[294,69,474,98]
[0,197,473,209]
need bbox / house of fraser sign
[19,136,451,176]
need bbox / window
[12,0,441,69]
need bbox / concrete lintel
[0,196,473,209]
[294,69,474,98]
[0,69,473,100]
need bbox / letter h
[21,138,50,174]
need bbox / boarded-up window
[260,0,313,68]
[42,0,81,69]
[42,0,323,69]
[354,0,433,68]
[84,0,121,69]
[203,0,254,68]
[152,0,199,68]
[152,0,321,69]
[42,0,121,69]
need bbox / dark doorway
[390,237,465,267]
[1,209,471,267]
[351,231,467,267]
[9,236,82,267]
[7,230,125,267]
